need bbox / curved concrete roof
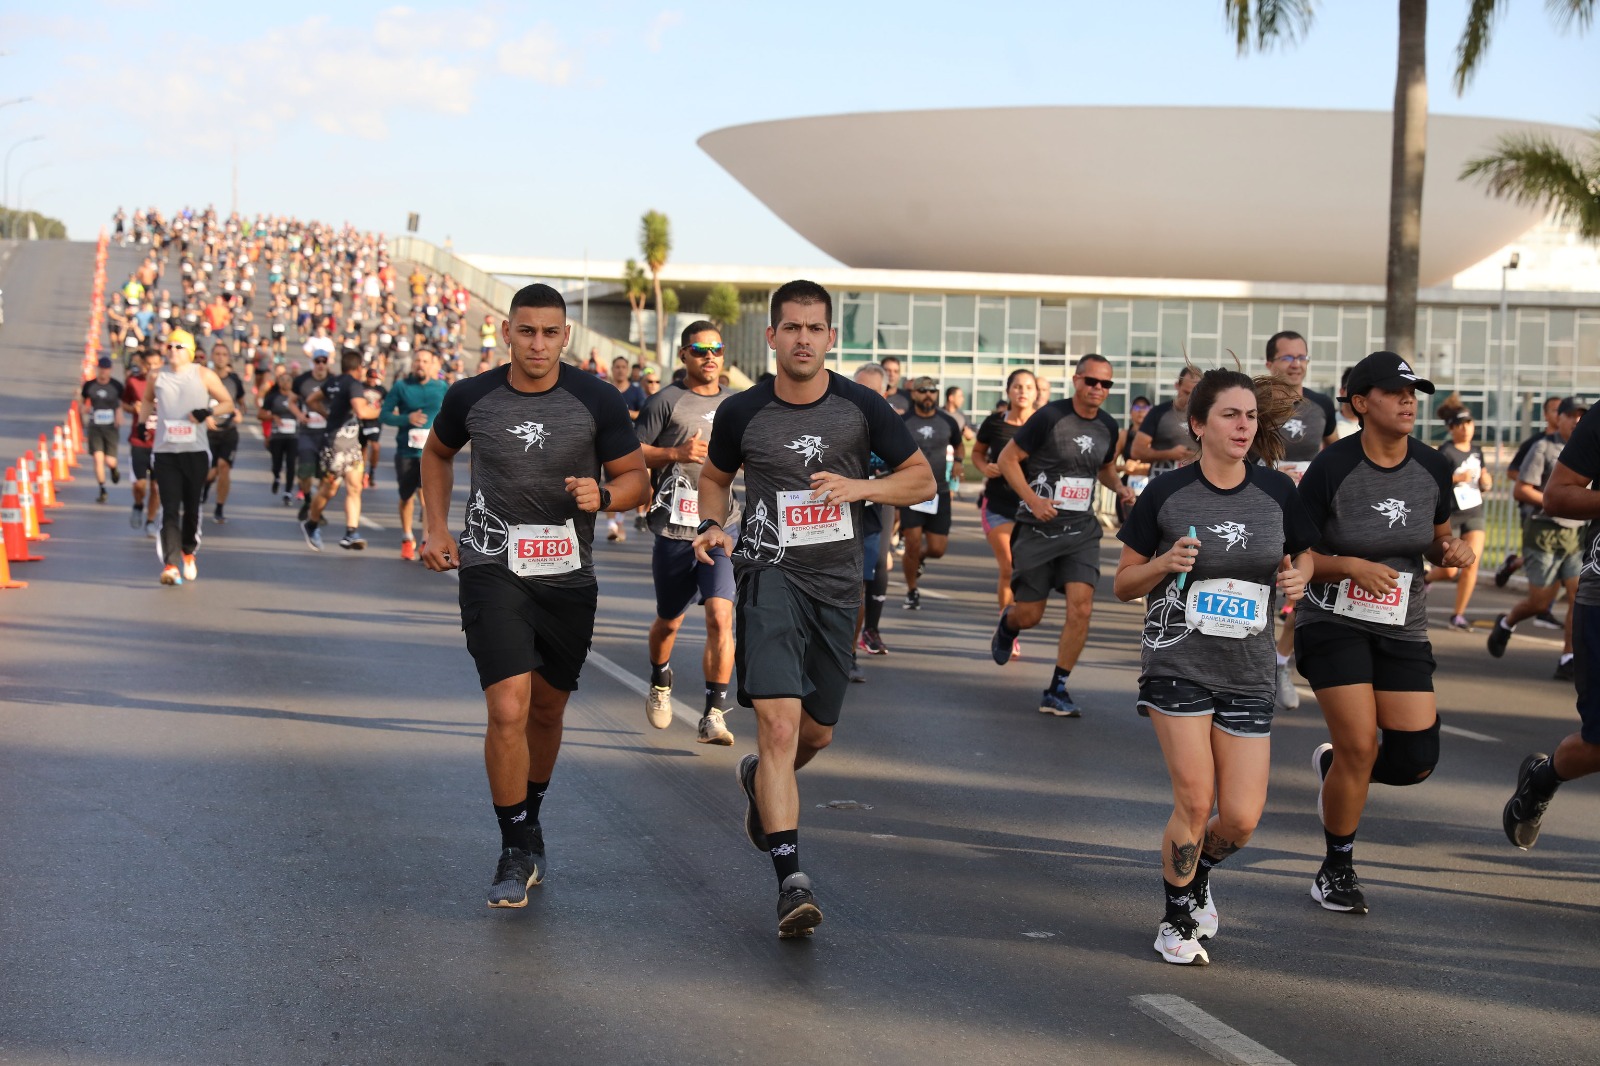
[698,107,1577,287]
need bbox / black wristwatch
[598,486,612,512]
[695,518,722,537]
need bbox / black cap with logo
[1338,351,1436,403]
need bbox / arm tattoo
[1203,830,1242,862]
[1169,840,1199,879]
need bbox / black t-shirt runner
[1438,441,1487,522]
[432,362,639,586]
[81,378,124,430]
[901,408,962,494]
[635,382,742,540]
[706,372,918,609]
[1555,406,1600,607]
[209,371,245,430]
[1141,400,1194,476]
[292,370,334,434]
[1120,462,1320,699]
[976,411,1025,516]
[1295,433,1453,641]
[1008,399,1120,534]
[318,372,365,449]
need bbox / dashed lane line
[1131,994,1295,1066]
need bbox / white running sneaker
[1191,879,1218,940]
[696,709,734,746]
[645,685,673,729]
[1276,661,1300,710]
[1312,742,1333,823]
[181,554,198,581]
[1153,917,1210,965]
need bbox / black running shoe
[1487,614,1511,658]
[109,466,120,485]
[737,753,768,852]
[1555,657,1575,682]
[213,504,225,524]
[297,500,310,522]
[96,486,107,503]
[1311,863,1368,914]
[902,588,921,611]
[1533,610,1561,630]
[990,608,1016,666]
[857,628,887,656]
[1493,554,1519,588]
[487,846,543,908]
[1503,752,1556,850]
[199,481,211,504]
[776,872,823,938]
[271,478,280,495]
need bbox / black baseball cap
[1557,397,1589,417]
[1339,351,1435,403]
[96,356,113,369]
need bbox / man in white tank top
[136,329,237,586]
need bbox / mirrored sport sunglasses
[686,342,724,355]
[1273,354,1309,365]
[1078,375,1114,389]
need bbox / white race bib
[92,409,115,426]
[1276,460,1311,485]
[144,415,158,433]
[163,419,196,443]
[909,495,940,515]
[1453,482,1483,510]
[669,485,700,527]
[1128,475,1149,494]
[277,418,297,435]
[305,411,327,430]
[508,520,580,577]
[1052,476,1094,512]
[407,427,430,450]
[777,489,854,547]
[1333,571,1412,626]
[1184,578,1271,639]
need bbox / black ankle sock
[1531,757,1564,792]
[650,661,672,688]
[1324,828,1356,867]
[865,593,885,631]
[1163,878,1193,924]
[527,780,549,825]
[1049,665,1071,694]
[704,684,730,713]
[999,613,1019,638]
[768,829,800,884]
[493,796,534,851]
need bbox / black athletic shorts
[1136,676,1273,738]
[394,454,421,502]
[1010,523,1101,602]
[207,428,239,465]
[1574,604,1600,745]
[1453,510,1486,535]
[898,491,953,536]
[86,423,120,455]
[1294,621,1435,693]
[131,446,152,481]
[734,566,854,726]
[458,563,598,692]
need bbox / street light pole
[3,134,45,238]
[1495,251,1520,563]
[15,161,49,239]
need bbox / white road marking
[1294,686,1501,743]
[1131,994,1295,1066]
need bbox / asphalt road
[2,240,1598,1066]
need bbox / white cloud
[646,10,684,53]
[496,24,576,86]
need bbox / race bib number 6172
[777,489,854,547]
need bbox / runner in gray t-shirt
[992,354,1135,718]
[1293,351,1475,918]
[897,375,964,609]
[1133,367,1201,479]
[634,321,744,745]
[695,280,932,940]
[1115,366,1319,966]
[420,283,649,912]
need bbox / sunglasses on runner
[912,388,938,394]
[1273,354,1309,365]
[1079,375,1114,389]
[686,342,724,355]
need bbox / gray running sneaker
[645,685,673,729]
[777,872,823,939]
[302,520,323,552]
[697,709,734,746]
[1276,661,1301,709]
[487,846,543,908]
[1503,752,1557,850]
[737,753,768,852]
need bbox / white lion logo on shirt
[1207,521,1251,550]
[1074,434,1095,454]
[917,426,934,440]
[508,420,548,451]
[786,434,828,465]
[1372,497,1410,527]
[1284,418,1306,440]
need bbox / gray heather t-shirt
[902,408,962,493]
[1296,433,1453,640]
[1141,399,1195,476]
[1520,435,1584,529]
[636,383,743,540]
[706,372,918,609]
[1554,407,1600,606]
[1119,462,1320,699]
[432,363,640,586]
[1008,399,1120,536]
[1278,389,1337,463]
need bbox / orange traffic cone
[16,456,47,541]
[68,406,84,456]
[0,542,25,588]
[38,447,59,509]
[2,469,41,564]
[54,428,75,478]
[24,453,51,527]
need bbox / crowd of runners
[88,208,1600,961]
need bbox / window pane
[877,327,909,352]
[978,305,1005,353]
[841,301,872,351]
[1007,331,1038,355]
[1312,305,1339,338]
[1131,299,1158,334]
[1190,301,1219,335]
[945,328,975,353]
[1008,297,1038,331]
[1251,303,1279,337]
[1039,305,1068,356]
[1069,298,1098,333]
[912,301,942,353]
[876,292,909,328]
[1101,308,1129,358]
[945,294,975,329]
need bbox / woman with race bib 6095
[1294,351,1475,916]
[1115,367,1318,966]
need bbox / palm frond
[1454,0,1506,92]
[1545,0,1595,34]
[1460,129,1600,241]
[1223,0,1315,54]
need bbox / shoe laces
[1163,914,1200,940]
[1190,879,1211,909]
[1323,865,1361,893]
[494,848,532,881]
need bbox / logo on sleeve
[508,420,548,451]
[1206,521,1251,550]
[1284,418,1306,440]
[785,434,828,465]
[1073,434,1095,454]
[1372,498,1410,527]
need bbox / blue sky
[1,1,1593,265]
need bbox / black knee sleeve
[1370,716,1441,786]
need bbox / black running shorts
[87,423,120,456]
[1136,676,1273,738]
[394,454,422,502]
[1575,605,1600,744]
[207,428,239,466]
[1294,621,1435,693]
[898,491,953,536]
[1009,523,1101,602]
[734,566,854,727]
[131,446,152,481]
[458,563,598,692]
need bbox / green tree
[624,258,651,359]
[1461,121,1600,242]
[1226,0,1592,361]
[702,282,742,328]
[661,287,680,319]
[640,210,671,361]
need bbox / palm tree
[1226,0,1592,361]
[1461,122,1600,242]
[640,210,671,362]
[624,258,651,360]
